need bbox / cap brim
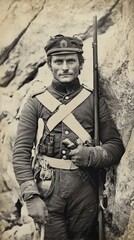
[50,51,78,56]
[47,48,83,56]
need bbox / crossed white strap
[36,88,92,143]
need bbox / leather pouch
[34,156,55,198]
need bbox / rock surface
[0,0,134,239]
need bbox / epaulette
[16,84,47,119]
[82,83,93,92]
[30,86,47,98]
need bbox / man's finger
[69,149,78,156]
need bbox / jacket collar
[51,78,81,94]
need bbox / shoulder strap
[36,89,61,112]
[82,83,93,92]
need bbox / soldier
[13,34,125,240]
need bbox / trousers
[44,168,98,240]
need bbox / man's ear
[49,66,53,71]
[47,62,52,71]
[79,64,83,70]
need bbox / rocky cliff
[0,0,134,239]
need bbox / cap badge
[60,39,68,48]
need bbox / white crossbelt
[46,89,90,130]
[36,88,92,143]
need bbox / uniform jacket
[13,78,124,195]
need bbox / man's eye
[68,59,75,64]
[55,60,62,64]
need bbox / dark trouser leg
[45,212,70,240]
[66,170,98,240]
[44,170,70,240]
[44,169,97,240]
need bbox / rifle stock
[92,16,106,240]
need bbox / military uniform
[13,35,125,240]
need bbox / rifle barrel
[92,15,100,146]
[92,16,106,240]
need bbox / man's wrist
[20,180,40,200]
[23,193,39,201]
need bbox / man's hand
[69,144,110,168]
[25,195,48,224]
[69,144,91,167]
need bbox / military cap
[45,34,83,56]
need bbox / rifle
[92,15,107,240]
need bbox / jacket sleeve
[13,97,41,197]
[88,96,125,168]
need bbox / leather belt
[41,155,78,170]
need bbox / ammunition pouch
[34,155,55,198]
[39,133,55,157]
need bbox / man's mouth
[60,73,72,76]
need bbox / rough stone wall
[0,0,134,239]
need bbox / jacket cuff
[20,180,40,201]
[88,146,109,168]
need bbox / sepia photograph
[0,0,134,239]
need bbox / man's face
[50,53,81,83]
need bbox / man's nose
[62,61,69,71]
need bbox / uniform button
[65,130,69,135]
[65,96,69,100]
[62,150,66,154]
[62,155,67,160]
